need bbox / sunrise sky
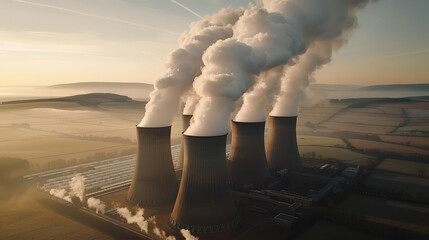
[0,0,428,87]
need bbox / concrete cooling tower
[265,116,302,171]
[228,121,270,186]
[177,114,193,169]
[127,126,178,207]
[170,134,239,233]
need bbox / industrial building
[170,134,239,233]
[127,126,178,207]
[266,116,302,171]
[228,121,270,187]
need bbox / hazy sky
[0,0,428,87]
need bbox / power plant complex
[126,115,302,235]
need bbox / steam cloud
[87,197,106,214]
[49,188,72,203]
[69,174,85,202]
[186,4,305,136]
[139,7,244,127]
[117,208,149,233]
[150,218,176,240]
[141,0,373,134]
[180,229,199,240]
[48,174,85,203]
[265,0,374,117]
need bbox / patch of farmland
[335,195,429,232]
[296,219,383,240]
[321,122,393,134]
[297,135,345,147]
[365,170,429,199]
[0,127,59,141]
[0,101,82,110]
[394,123,429,136]
[0,136,133,164]
[379,135,429,148]
[347,106,403,115]
[0,193,114,240]
[299,145,374,165]
[349,139,429,156]
[329,111,405,125]
[30,122,123,136]
[404,108,429,118]
[329,115,403,127]
[376,158,429,177]
[385,102,429,109]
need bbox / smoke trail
[234,65,284,122]
[263,0,374,117]
[150,218,176,240]
[117,208,149,233]
[182,88,199,115]
[49,188,72,203]
[186,5,305,136]
[87,197,106,214]
[69,174,85,202]
[180,229,199,240]
[270,41,332,116]
[139,8,244,127]
[48,174,85,203]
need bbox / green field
[299,145,374,165]
[296,220,383,240]
[297,135,345,147]
[365,170,429,199]
[335,195,429,233]
[376,158,429,177]
[0,192,113,240]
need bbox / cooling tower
[228,121,270,186]
[177,114,193,169]
[265,116,301,171]
[170,134,239,233]
[127,126,178,207]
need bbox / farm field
[365,170,429,199]
[378,135,429,148]
[348,139,429,156]
[335,195,429,234]
[298,145,374,165]
[296,219,383,240]
[296,136,345,147]
[0,192,113,240]
[3,94,428,173]
[320,122,393,134]
[376,158,429,177]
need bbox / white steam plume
[186,5,305,136]
[87,197,106,214]
[271,41,332,116]
[151,218,176,240]
[263,0,374,117]
[117,208,148,233]
[49,188,72,203]
[69,174,85,202]
[139,8,244,127]
[234,65,284,122]
[180,229,199,240]
[48,174,85,203]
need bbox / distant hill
[48,82,152,89]
[46,82,154,100]
[311,84,362,91]
[4,93,134,106]
[359,84,429,91]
